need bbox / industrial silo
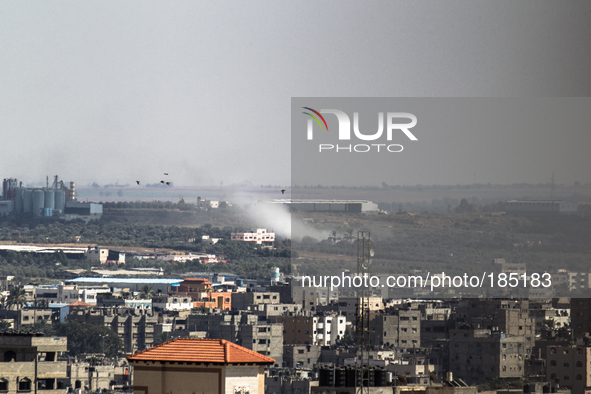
[44,189,55,210]
[15,189,23,213]
[23,189,33,213]
[54,190,65,213]
[32,189,44,216]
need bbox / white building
[156,253,218,263]
[314,315,347,346]
[196,198,219,209]
[202,235,222,245]
[231,229,275,245]
[85,247,109,264]
[152,296,193,311]
[35,284,111,305]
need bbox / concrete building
[232,292,281,311]
[65,277,181,293]
[454,299,535,354]
[0,332,68,393]
[64,201,103,220]
[251,302,302,319]
[238,323,284,368]
[0,309,53,330]
[278,315,346,346]
[196,198,220,209]
[69,361,130,392]
[68,307,157,354]
[571,298,591,339]
[545,341,591,393]
[505,200,578,214]
[127,338,275,394]
[266,375,318,394]
[231,229,275,245]
[35,284,111,305]
[283,344,322,369]
[449,329,525,385]
[85,246,109,264]
[491,258,526,275]
[370,309,421,348]
[339,297,384,321]
[202,235,222,245]
[270,199,379,214]
[152,295,193,312]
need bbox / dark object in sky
[166,182,171,185]
[160,180,165,184]
[136,181,140,185]
[164,173,168,175]
[281,189,286,194]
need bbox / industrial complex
[0,176,102,221]
[269,199,379,214]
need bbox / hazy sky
[1,1,590,187]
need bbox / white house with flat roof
[231,229,275,245]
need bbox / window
[0,379,7,391]
[577,361,583,367]
[550,360,556,366]
[4,351,16,362]
[18,379,31,391]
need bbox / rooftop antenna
[355,231,372,394]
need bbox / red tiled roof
[127,338,275,364]
[68,300,92,307]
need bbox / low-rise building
[127,338,275,394]
[0,332,68,393]
[278,315,346,346]
[231,228,275,245]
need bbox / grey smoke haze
[233,193,327,241]
[1,2,591,186]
